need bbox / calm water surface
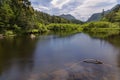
[0,33,120,80]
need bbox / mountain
[102,4,120,23]
[111,4,120,11]
[60,14,76,20]
[87,4,120,22]
[60,14,83,24]
[87,10,110,22]
[87,13,102,22]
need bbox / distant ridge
[87,4,120,22]
[87,10,110,22]
[60,14,76,20]
[60,14,83,24]
[111,4,120,11]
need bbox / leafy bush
[82,21,120,38]
[37,23,48,32]
[82,21,113,29]
[30,29,39,33]
[4,30,14,36]
[82,21,119,30]
[47,23,83,32]
[13,24,21,33]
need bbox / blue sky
[30,0,119,21]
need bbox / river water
[0,33,120,80]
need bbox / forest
[0,0,72,36]
[0,0,120,38]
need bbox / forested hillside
[0,0,71,34]
[0,0,35,32]
[102,4,120,24]
[35,11,71,24]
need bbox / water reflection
[0,33,120,80]
[0,37,38,80]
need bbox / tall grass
[82,21,120,38]
[47,23,83,32]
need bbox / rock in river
[34,59,118,80]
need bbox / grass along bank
[1,22,120,39]
[0,23,83,37]
[82,21,120,38]
[47,23,83,32]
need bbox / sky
[30,0,120,21]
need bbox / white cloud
[51,0,71,9]
[30,0,118,21]
[33,5,50,12]
[38,6,50,10]
[81,0,117,8]
[69,0,117,21]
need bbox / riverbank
[0,23,83,39]
[18,22,120,39]
[0,22,120,39]
[84,28,120,39]
[82,21,120,38]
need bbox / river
[0,33,120,80]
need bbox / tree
[0,0,14,31]
[101,9,105,17]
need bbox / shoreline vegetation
[0,0,120,39]
[82,21,120,38]
[0,22,120,39]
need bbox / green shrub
[13,24,21,33]
[47,23,82,32]
[37,23,48,32]
[82,21,120,38]
[82,21,113,29]
[4,30,14,36]
[28,29,39,33]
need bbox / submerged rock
[35,60,118,80]
[83,59,103,64]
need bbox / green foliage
[0,0,14,30]
[28,29,39,33]
[35,11,71,24]
[82,21,120,38]
[86,5,120,38]
[87,5,120,38]
[87,28,120,38]
[4,30,14,36]
[0,0,35,32]
[102,6,120,23]
[13,24,21,33]
[27,23,48,33]
[0,0,73,35]
[0,0,120,38]
[47,23,83,32]
[82,21,119,29]
[71,19,83,24]
[113,10,120,22]
[36,23,48,32]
